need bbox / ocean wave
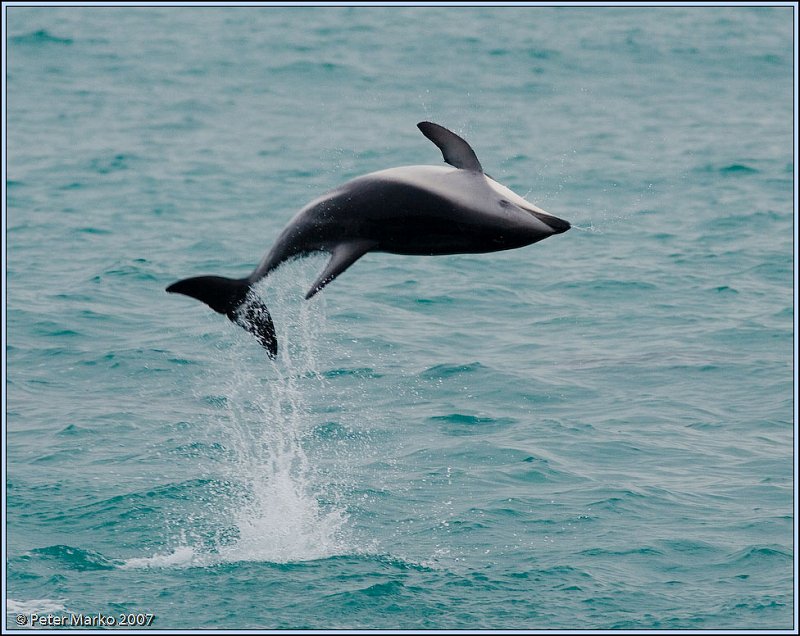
[24,545,120,571]
[6,598,69,616]
[10,29,73,45]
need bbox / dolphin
[166,122,570,356]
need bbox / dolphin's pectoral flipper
[306,240,376,300]
[417,121,483,173]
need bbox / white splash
[132,258,352,568]
[216,259,350,563]
[7,598,69,615]
[120,546,201,570]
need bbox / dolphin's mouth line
[529,208,571,234]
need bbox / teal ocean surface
[5,5,796,631]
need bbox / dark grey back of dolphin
[166,122,570,357]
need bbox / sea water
[5,5,795,630]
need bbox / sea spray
[128,258,352,567]
[210,257,351,564]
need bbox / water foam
[120,546,200,570]
[6,598,69,615]
[217,259,350,563]
[132,258,352,567]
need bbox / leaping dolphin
[166,122,570,357]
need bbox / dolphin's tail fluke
[166,275,278,357]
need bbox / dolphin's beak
[530,209,571,234]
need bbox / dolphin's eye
[499,199,511,208]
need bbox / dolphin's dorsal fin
[417,121,483,173]
[306,240,376,300]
